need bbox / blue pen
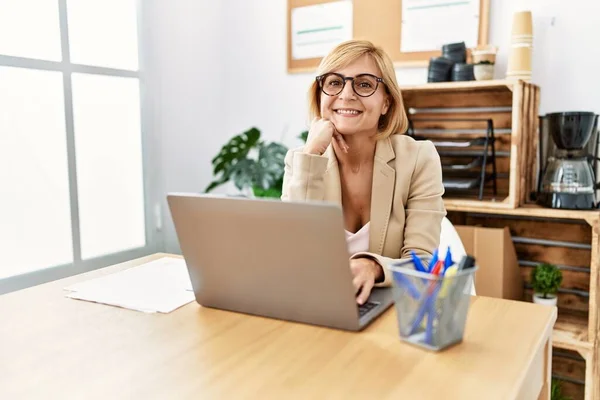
[428,248,439,272]
[425,284,442,344]
[409,293,430,335]
[409,281,440,336]
[410,250,427,273]
[392,271,421,299]
[443,246,453,274]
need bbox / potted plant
[530,263,562,306]
[205,127,308,199]
[473,60,495,80]
[471,45,497,80]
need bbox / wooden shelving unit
[446,200,600,399]
[554,313,593,352]
[417,80,598,398]
[445,202,600,226]
[401,79,525,91]
[401,79,540,209]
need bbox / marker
[457,255,476,271]
[439,265,458,297]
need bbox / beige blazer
[281,134,446,286]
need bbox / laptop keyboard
[358,301,380,317]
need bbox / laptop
[167,193,394,331]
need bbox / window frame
[0,0,160,294]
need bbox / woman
[281,40,446,305]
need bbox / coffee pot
[537,111,599,209]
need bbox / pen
[429,260,444,277]
[410,250,427,273]
[425,283,441,345]
[392,271,421,299]
[409,259,444,337]
[409,280,442,337]
[443,247,453,273]
[428,248,439,272]
[423,260,444,344]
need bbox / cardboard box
[454,225,524,301]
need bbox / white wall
[142,0,224,253]
[145,0,600,252]
[491,0,600,113]
[220,0,600,137]
[221,1,313,149]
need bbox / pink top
[345,222,371,255]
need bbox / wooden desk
[0,254,556,399]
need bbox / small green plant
[531,263,563,299]
[205,128,309,199]
[551,379,571,400]
[205,127,288,198]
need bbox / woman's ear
[382,95,391,116]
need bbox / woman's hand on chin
[304,117,349,156]
[350,257,383,305]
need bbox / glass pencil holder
[387,256,478,351]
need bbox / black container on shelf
[451,63,475,81]
[442,42,466,64]
[427,57,454,82]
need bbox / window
[0,67,72,279]
[0,0,156,293]
[0,0,62,61]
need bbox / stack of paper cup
[506,11,533,81]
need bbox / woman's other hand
[350,257,383,305]
[304,118,349,156]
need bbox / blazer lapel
[369,138,396,254]
[323,145,342,205]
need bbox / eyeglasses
[316,72,384,97]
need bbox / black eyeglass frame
[316,72,384,98]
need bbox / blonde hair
[307,40,408,138]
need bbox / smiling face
[319,54,390,137]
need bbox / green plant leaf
[253,185,282,198]
[212,127,261,175]
[229,158,258,191]
[205,127,290,195]
[226,141,287,193]
[204,127,261,193]
[299,130,309,143]
[205,176,229,193]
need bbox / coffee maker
[537,112,599,209]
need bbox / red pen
[426,260,445,295]
[430,260,444,276]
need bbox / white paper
[400,0,480,53]
[291,0,353,60]
[64,257,195,313]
